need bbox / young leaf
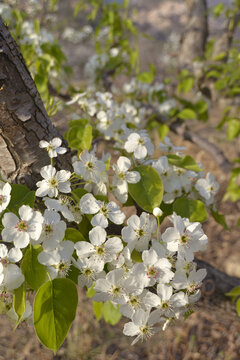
[128,165,163,212]
[103,301,122,325]
[178,108,196,120]
[173,198,208,223]
[93,301,103,321]
[21,245,47,291]
[13,283,26,328]
[33,278,78,354]
[167,154,202,172]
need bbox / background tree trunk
[0,17,70,189]
[179,0,208,69]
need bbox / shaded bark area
[179,0,208,69]
[0,17,70,188]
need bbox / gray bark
[179,0,208,69]
[0,17,70,189]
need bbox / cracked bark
[0,17,70,189]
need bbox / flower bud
[153,207,163,217]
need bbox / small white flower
[112,156,140,203]
[0,181,11,213]
[36,165,71,198]
[94,268,126,304]
[124,132,154,160]
[195,172,219,204]
[2,205,43,248]
[75,226,123,268]
[38,210,66,250]
[39,137,67,158]
[80,193,125,228]
[123,309,160,345]
[73,150,105,183]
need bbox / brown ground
[1,1,240,359]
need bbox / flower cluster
[0,130,218,344]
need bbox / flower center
[0,195,5,205]
[112,286,121,295]
[16,220,28,232]
[49,177,58,188]
[147,266,158,279]
[44,224,53,234]
[84,268,92,277]
[86,161,94,169]
[181,235,189,244]
[100,205,108,216]
[96,246,105,255]
[138,138,144,145]
[136,228,145,237]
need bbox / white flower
[80,193,125,228]
[153,207,163,217]
[73,257,105,288]
[73,151,105,183]
[2,205,43,248]
[112,156,140,203]
[38,210,66,250]
[195,172,219,204]
[0,245,24,291]
[131,249,174,287]
[44,196,74,222]
[123,309,160,345]
[94,268,126,304]
[36,165,71,198]
[75,226,123,268]
[162,213,208,261]
[39,137,67,158]
[172,268,207,295]
[38,240,74,279]
[122,213,157,252]
[124,132,154,160]
[0,181,11,213]
[144,284,188,318]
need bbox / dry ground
[1,1,240,359]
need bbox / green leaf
[103,301,122,325]
[72,188,88,202]
[21,245,47,291]
[65,228,86,243]
[225,286,240,298]
[227,119,240,140]
[131,249,142,262]
[81,124,92,151]
[93,301,103,320]
[213,3,224,17]
[128,165,163,212]
[167,155,202,172]
[173,198,208,223]
[236,298,240,317]
[33,278,78,354]
[13,283,26,328]
[8,184,35,213]
[87,284,96,298]
[158,124,169,141]
[178,108,196,120]
[211,210,230,230]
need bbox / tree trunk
[179,0,208,70]
[0,17,70,189]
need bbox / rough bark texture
[0,17,70,189]
[179,0,208,69]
